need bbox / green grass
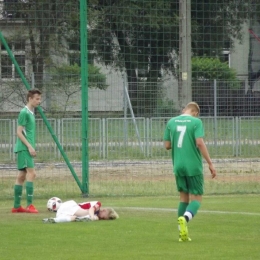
[1,167,260,198]
[1,195,259,260]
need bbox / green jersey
[14,106,36,153]
[164,114,204,176]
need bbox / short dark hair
[27,88,42,101]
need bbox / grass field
[1,195,259,260]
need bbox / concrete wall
[230,23,250,81]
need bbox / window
[68,41,80,66]
[14,55,25,78]
[2,0,28,19]
[222,50,230,68]
[0,40,26,79]
[1,55,12,78]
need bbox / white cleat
[42,218,56,223]
[75,216,92,222]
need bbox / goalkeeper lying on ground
[43,200,119,223]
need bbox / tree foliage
[3,0,106,90]
[192,57,239,85]
[89,0,179,115]
[88,0,254,115]
[52,64,108,90]
[191,1,255,56]
[89,0,254,70]
[2,0,258,115]
[3,0,78,88]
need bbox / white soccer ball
[47,197,62,212]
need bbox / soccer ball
[47,197,62,212]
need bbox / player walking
[164,102,216,241]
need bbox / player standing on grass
[12,89,42,214]
[163,102,216,242]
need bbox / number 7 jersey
[164,114,204,177]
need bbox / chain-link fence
[1,0,260,197]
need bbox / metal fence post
[213,79,218,147]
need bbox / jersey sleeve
[163,122,171,141]
[18,110,27,126]
[78,201,101,211]
[194,119,204,139]
[78,201,92,209]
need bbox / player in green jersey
[12,89,42,214]
[164,102,216,242]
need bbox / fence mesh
[1,0,260,198]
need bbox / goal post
[80,0,89,196]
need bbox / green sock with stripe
[178,202,189,217]
[26,181,34,206]
[14,184,23,208]
[184,200,201,222]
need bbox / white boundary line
[114,207,260,216]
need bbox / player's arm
[196,137,216,178]
[79,201,101,212]
[17,126,36,156]
[88,207,99,220]
[164,140,171,150]
[91,202,101,220]
[93,202,101,216]
[163,124,172,150]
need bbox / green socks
[186,200,201,216]
[183,200,201,222]
[14,185,23,208]
[13,182,34,208]
[26,181,34,206]
[178,202,189,217]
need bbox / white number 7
[177,125,186,148]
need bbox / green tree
[192,57,239,83]
[191,1,254,57]
[89,0,254,115]
[42,63,108,115]
[192,57,241,116]
[1,0,107,113]
[3,0,105,90]
[89,0,179,116]
[4,0,78,88]
[53,64,107,90]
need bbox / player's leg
[24,151,38,213]
[183,195,202,222]
[25,168,36,205]
[25,167,38,213]
[48,202,80,223]
[183,175,204,223]
[175,176,190,241]
[43,215,73,223]
[74,208,90,217]
[175,176,189,216]
[12,168,27,213]
[74,208,96,221]
[178,191,189,216]
[178,191,191,242]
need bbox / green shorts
[16,150,34,170]
[175,175,204,195]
